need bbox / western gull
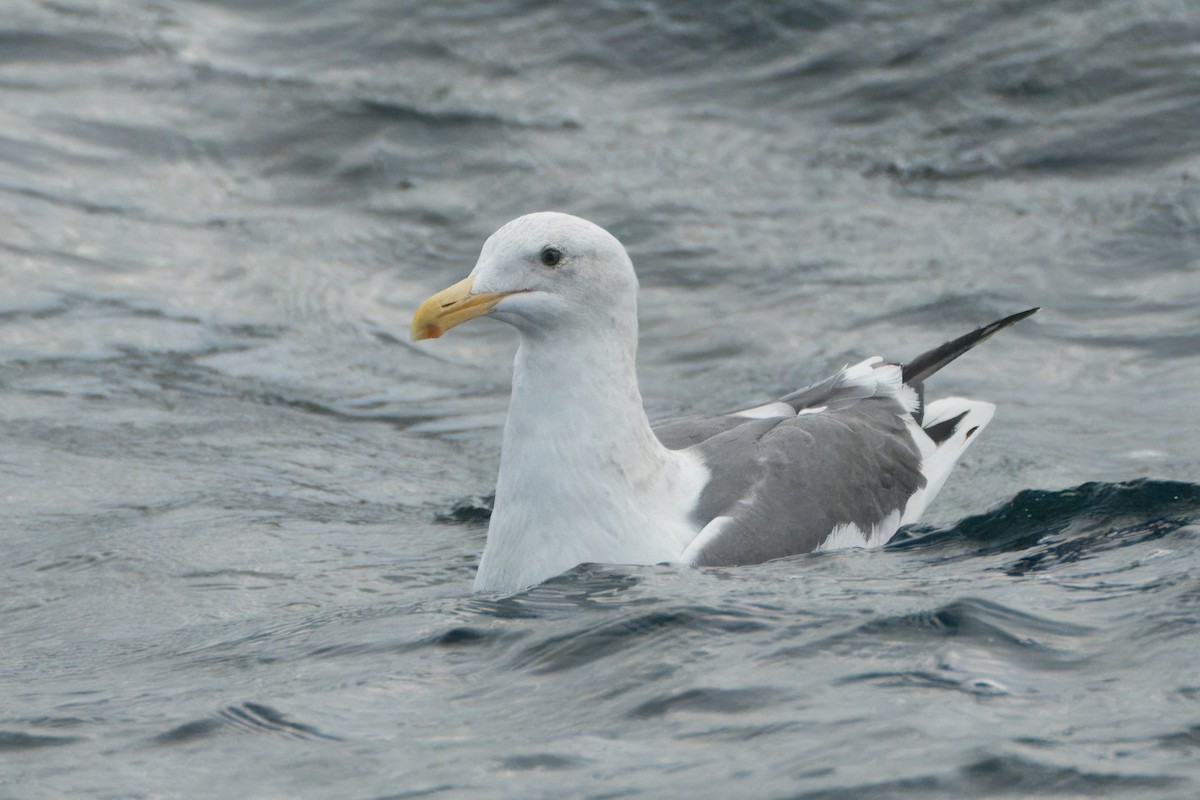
[411,212,1036,593]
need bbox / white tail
[900,397,996,526]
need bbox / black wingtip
[902,307,1039,387]
[1004,306,1040,324]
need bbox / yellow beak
[410,275,516,341]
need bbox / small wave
[834,670,1009,697]
[468,564,654,619]
[307,624,513,661]
[497,752,588,771]
[0,730,83,751]
[510,605,767,675]
[1158,724,1200,752]
[777,596,1089,670]
[894,479,1200,575]
[153,702,341,745]
[792,753,1181,799]
[0,29,139,65]
[353,98,579,132]
[627,686,783,719]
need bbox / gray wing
[653,309,1038,568]
[651,365,925,567]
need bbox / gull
[411,212,1036,593]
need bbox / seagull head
[410,212,638,341]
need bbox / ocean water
[2,0,1199,797]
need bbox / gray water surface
[3,1,1200,797]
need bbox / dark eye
[539,247,564,267]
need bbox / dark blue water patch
[353,99,579,131]
[497,752,590,771]
[893,480,1200,575]
[1004,517,1192,578]
[433,625,496,647]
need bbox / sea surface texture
[3,1,1200,797]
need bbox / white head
[411,212,639,341]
